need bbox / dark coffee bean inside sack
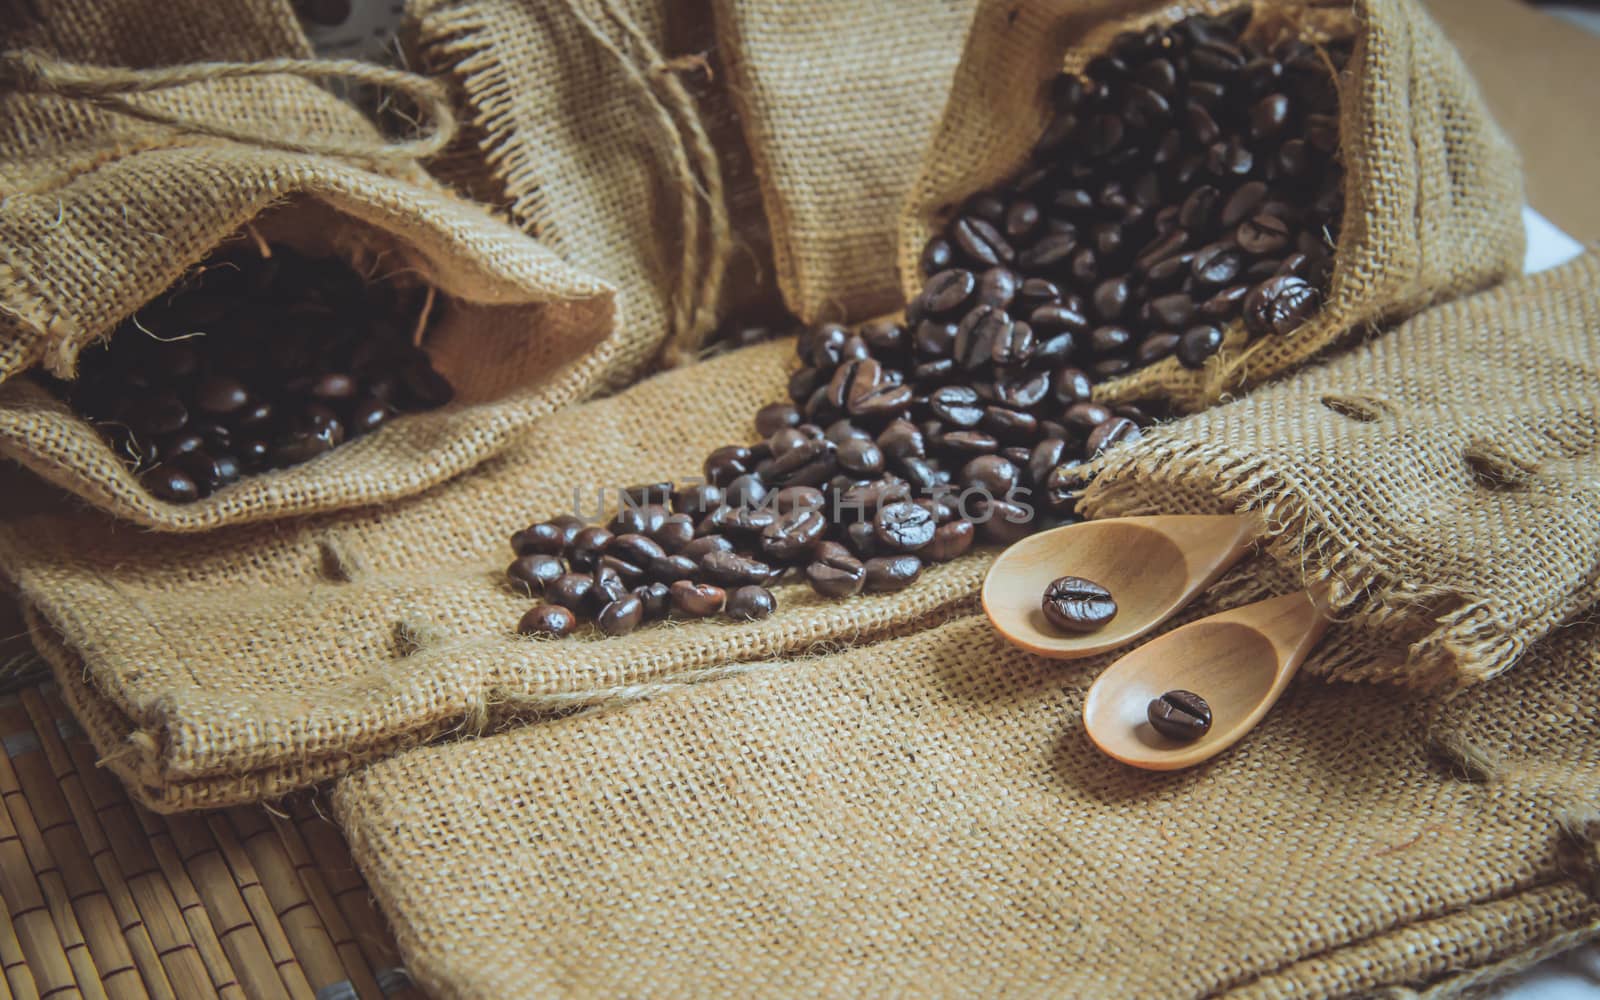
[53,243,452,504]
[504,7,1347,639]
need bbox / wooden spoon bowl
[982,514,1256,659]
[1081,591,1329,769]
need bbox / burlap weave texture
[0,340,988,812]
[1082,253,1600,689]
[899,0,1525,412]
[0,0,617,532]
[333,611,1600,998]
[711,0,977,324]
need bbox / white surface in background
[1524,206,1587,273]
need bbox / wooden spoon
[1081,590,1330,770]
[982,514,1257,659]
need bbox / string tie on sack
[0,48,457,162]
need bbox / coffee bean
[962,455,1020,497]
[193,375,249,415]
[670,580,726,618]
[1147,689,1212,740]
[953,216,1014,266]
[1041,575,1117,632]
[762,507,827,561]
[1244,274,1318,335]
[140,464,198,503]
[592,564,631,606]
[727,585,776,621]
[837,438,884,477]
[976,498,1036,544]
[1236,213,1291,254]
[633,581,672,619]
[597,595,644,636]
[1191,242,1244,285]
[920,238,953,276]
[806,541,866,598]
[649,553,700,584]
[518,604,577,638]
[568,527,613,571]
[700,549,774,587]
[874,501,936,552]
[1176,324,1225,368]
[545,573,594,612]
[514,520,572,556]
[864,554,923,593]
[1063,401,1112,432]
[924,519,976,562]
[1086,416,1142,455]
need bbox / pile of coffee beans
[54,244,453,503]
[510,6,1347,638]
[915,7,1346,375]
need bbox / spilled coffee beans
[51,243,451,503]
[1147,689,1213,741]
[505,7,1347,637]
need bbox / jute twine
[564,0,731,365]
[0,49,456,162]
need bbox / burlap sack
[0,0,616,531]
[407,0,745,368]
[332,608,1600,998]
[1082,252,1600,689]
[711,0,978,323]
[899,0,1526,412]
[0,339,993,812]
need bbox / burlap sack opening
[0,339,997,812]
[332,606,1600,998]
[1082,253,1600,689]
[898,0,1525,412]
[0,0,617,531]
[710,0,978,324]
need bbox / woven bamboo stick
[272,801,423,999]
[49,704,241,999]
[18,692,174,1000]
[194,814,316,999]
[137,810,288,1000]
[0,697,143,1000]
[0,761,83,997]
[225,807,382,998]
[0,891,40,999]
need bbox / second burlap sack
[0,0,616,532]
[900,0,1525,411]
[1081,252,1600,688]
[333,611,1600,998]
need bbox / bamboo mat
[0,683,420,1000]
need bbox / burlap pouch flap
[0,0,616,531]
[899,0,1525,412]
[0,339,992,812]
[711,0,977,324]
[1081,253,1600,689]
[333,610,1600,998]
[407,0,742,373]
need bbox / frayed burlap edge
[21,581,985,813]
[1078,438,1538,690]
[407,0,732,373]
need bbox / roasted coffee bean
[1191,242,1244,285]
[976,498,1036,544]
[1086,416,1142,454]
[680,535,735,561]
[609,533,667,569]
[622,481,674,507]
[826,358,884,409]
[633,581,672,619]
[920,238,954,276]
[774,485,826,513]
[597,595,644,636]
[845,520,880,558]
[652,513,696,552]
[922,269,976,314]
[514,520,572,556]
[727,585,777,621]
[1176,324,1225,368]
[518,603,577,638]
[704,445,756,487]
[924,519,976,562]
[568,527,613,571]
[953,216,1014,266]
[874,501,936,552]
[864,554,923,593]
[592,564,630,606]
[1088,325,1133,358]
[649,554,700,584]
[545,573,595,612]
[961,455,1021,497]
[723,473,769,510]
[699,549,773,587]
[1064,401,1113,433]
[991,371,1051,409]
[141,464,198,503]
[836,438,885,477]
[954,307,1010,370]
[940,430,1000,455]
[1137,332,1181,365]
[977,267,1021,309]
[1244,274,1318,335]
[1092,276,1131,321]
[861,320,907,356]
[877,420,926,460]
[1147,689,1213,740]
[194,375,249,415]
[929,385,984,427]
[1236,213,1291,255]
[990,322,1035,366]
[806,541,866,598]
[762,507,828,561]
[1041,575,1117,632]
[1220,180,1268,228]
[670,580,726,618]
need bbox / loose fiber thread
[0,49,457,162]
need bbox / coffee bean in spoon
[1041,576,1118,633]
[1147,689,1213,741]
